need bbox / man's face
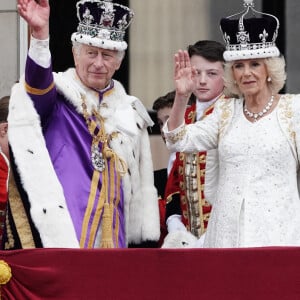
[73,44,123,90]
[190,55,224,102]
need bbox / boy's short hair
[0,96,9,123]
[187,40,225,63]
[152,91,176,111]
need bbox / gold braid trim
[166,191,180,204]
[88,158,109,248]
[24,81,55,95]
[196,154,205,236]
[80,95,127,248]
[5,173,35,249]
[168,125,187,145]
[114,161,121,247]
[99,202,114,248]
[99,143,122,248]
[79,171,100,248]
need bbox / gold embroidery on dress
[168,126,187,144]
[219,99,233,138]
[278,95,294,145]
[5,173,35,249]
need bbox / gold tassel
[100,202,114,248]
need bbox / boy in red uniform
[162,40,226,247]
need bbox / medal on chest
[91,144,106,172]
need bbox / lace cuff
[163,121,186,145]
[28,36,51,68]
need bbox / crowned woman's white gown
[164,95,300,247]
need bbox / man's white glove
[166,214,187,233]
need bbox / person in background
[5,0,160,249]
[0,96,9,161]
[162,40,226,248]
[163,0,300,247]
[152,90,177,175]
[0,96,9,249]
[152,90,197,246]
[152,90,176,246]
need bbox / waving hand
[174,50,197,98]
[17,0,50,39]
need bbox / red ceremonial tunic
[164,102,215,238]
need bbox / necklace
[244,95,274,121]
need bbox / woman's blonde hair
[223,56,286,97]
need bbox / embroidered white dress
[164,95,300,247]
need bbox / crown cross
[237,30,250,48]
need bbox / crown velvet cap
[71,0,134,51]
[220,1,280,61]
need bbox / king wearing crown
[5,0,160,249]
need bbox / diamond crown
[74,0,134,45]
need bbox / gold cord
[80,96,127,248]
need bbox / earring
[267,76,272,82]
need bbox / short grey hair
[223,56,286,97]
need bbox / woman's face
[232,59,268,97]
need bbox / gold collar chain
[81,96,127,176]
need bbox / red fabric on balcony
[0,152,8,249]
[1,248,300,299]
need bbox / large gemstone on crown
[98,29,111,40]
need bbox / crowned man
[5,0,160,249]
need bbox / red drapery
[1,247,300,299]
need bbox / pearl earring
[267,76,272,82]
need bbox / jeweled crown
[71,0,134,51]
[220,0,280,61]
